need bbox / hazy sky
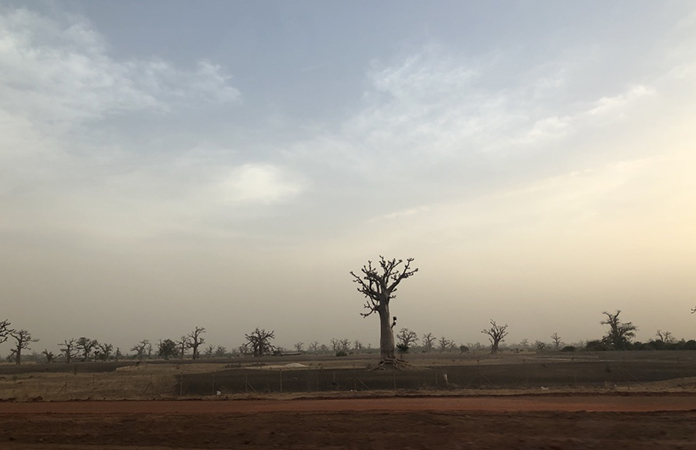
[2,1,696,354]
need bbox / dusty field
[2,351,695,401]
[1,396,696,449]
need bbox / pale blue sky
[1,1,695,353]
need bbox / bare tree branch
[0,319,11,345]
[350,256,418,318]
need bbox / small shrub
[560,346,576,352]
[335,350,348,357]
[585,340,609,351]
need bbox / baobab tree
[158,339,178,360]
[131,340,150,361]
[96,342,113,361]
[481,320,509,354]
[294,342,304,352]
[601,311,636,350]
[438,336,455,353]
[9,329,38,365]
[245,328,275,357]
[422,332,436,352]
[76,337,97,362]
[59,339,77,364]
[188,327,206,360]
[551,332,562,350]
[396,328,418,349]
[42,349,55,363]
[350,256,418,366]
[656,330,675,344]
[176,336,191,359]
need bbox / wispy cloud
[0,9,240,129]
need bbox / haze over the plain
[1,1,695,353]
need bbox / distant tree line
[3,295,696,365]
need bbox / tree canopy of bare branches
[245,328,275,357]
[438,336,456,352]
[481,320,509,354]
[601,310,636,350]
[350,256,418,364]
[655,330,676,344]
[396,328,418,349]
[0,319,11,345]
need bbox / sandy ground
[2,396,696,449]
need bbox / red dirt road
[1,395,696,414]
[2,396,696,449]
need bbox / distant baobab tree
[59,339,77,364]
[9,329,38,365]
[438,336,455,353]
[601,310,636,350]
[350,256,418,366]
[158,339,178,360]
[245,328,275,357]
[655,330,675,344]
[188,327,206,360]
[96,342,113,361]
[422,332,436,352]
[76,337,97,362]
[294,342,304,352]
[176,336,191,359]
[396,328,418,350]
[42,349,55,363]
[131,340,150,361]
[481,320,509,354]
[551,332,562,350]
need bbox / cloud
[587,85,654,118]
[211,164,305,204]
[0,8,240,129]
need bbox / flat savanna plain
[2,351,696,449]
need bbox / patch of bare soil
[1,396,696,449]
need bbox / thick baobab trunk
[378,305,395,361]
